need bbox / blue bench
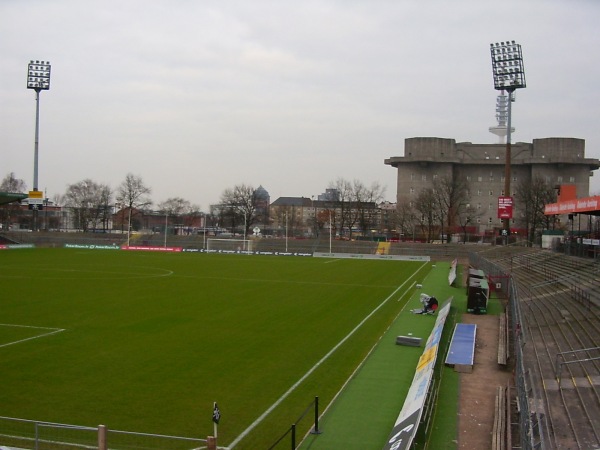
[445,323,477,372]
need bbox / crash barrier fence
[267,396,321,450]
[0,416,210,450]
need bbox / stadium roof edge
[0,191,28,206]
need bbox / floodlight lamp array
[490,41,525,91]
[27,60,51,90]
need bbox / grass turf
[0,248,430,449]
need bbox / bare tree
[515,176,557,245]
[414,188,437,242]
[64,179,112,232]
[220,184,258,236]
[1,172,27,192]
[0,172,28,230]
[395,201,419,241]
[117,173,152,232]
[97,184,113,231]
[316,207,335,237]
[273,204,304,237]
[432,175,470,243]
[157,197,199,234]
[354,180,385,237]
[328,178,353,238]
[456,204,481,243]
[182,203,202,231]
[158,197,190,216]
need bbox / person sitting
[424,296,438,314]
[413,294,439,314]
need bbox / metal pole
[203,213,207,249]
[27,60,51,231]
[329,211,332,253]
[33,89,41,191]
[312,396,322,434]
[503,90,513,244]
[164,213,168,247]
[291,423,296,450]
[127,207,131,247]
[32,89,41,231]
[285,212,288,252]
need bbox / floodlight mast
[490,41,526,243]
[27,60,51,231]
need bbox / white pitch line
[0,324,65,348]
[227,261,429,449]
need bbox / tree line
[393,174,560,244]
[0,172,385,236]
[2,169,574,244]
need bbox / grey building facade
[385,137,600,230]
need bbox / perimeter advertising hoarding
[382,299,452,450]
[544,195,600,215]
[121,246,182,252]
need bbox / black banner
[382,409,420,450]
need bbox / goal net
[206,238,253,253]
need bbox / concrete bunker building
[385,137,600,232]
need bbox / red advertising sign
[498,196,513,219]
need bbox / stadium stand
[471,245,600,450]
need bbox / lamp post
[490,41,526,243]
[27,60,51,231]
[329,210,332,254]
[164,211,168,248]
[243,210,247,245]
[285,212,288,252]
[202,213,207,250]
[127,207,132,247]
[117,199,132,246]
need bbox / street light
[202,212,207,250]
[490,41,526,242]
[127,207,132,247]
[285,212,288,252]
[27,60,51,231]
[164,211,168,248]
[117,198,132,246]
[329,210,332,254]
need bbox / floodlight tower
[27,60,51,231]
[490,41,526,241]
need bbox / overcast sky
[2,0,599,209]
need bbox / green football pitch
[0,248,432,449]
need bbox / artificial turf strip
[300,262,464,450]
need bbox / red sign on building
[498,196,513,219]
